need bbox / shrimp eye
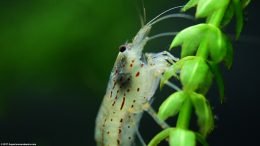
[119,45,126,52]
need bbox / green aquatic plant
[149,0,251,146]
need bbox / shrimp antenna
[147,5,184,25]
[135,0,145,27]
[141,0,146,25]
[150,13,195,26]
[148,32,179,42]
[139,13,145,27]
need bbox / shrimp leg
[137,129,147,146]
[143,102,170,129]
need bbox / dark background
[0,0,259,146]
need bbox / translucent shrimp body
[95,7,190,146]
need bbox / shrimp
[95,6,193,146]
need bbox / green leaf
[221,2,234,27]
[148,128,175,146]
[196,68,213,95]
[223,37,233,69]
[233,0,243,39]
[169,128,196,146]
[196,0,230,18]
[181,42,198,58]
[158,91,188,120]
[207,25,227,63]
[160,56,196,89]
[170,24,208,51]
[195,132,209,146]
[190,92,214,137]
[182,0,199,12]
[180,57,209,91]
[208,62,225,103]
[171,24,227,63]
[160,65,176,89]
[241,0,251,8]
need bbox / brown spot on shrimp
[112,101,116,106]
[135,71,140,77]
[120,97,126,110]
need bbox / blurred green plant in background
[0,0,141,145]
[0,0,136,94]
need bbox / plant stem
[196,5,228,60]
[208,0,229,27]
[196,40,208,59]
[176,96,192,129]
[208,8,226,27]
